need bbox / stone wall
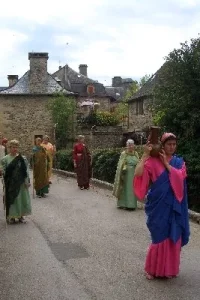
[0,95,54,158]
[128,97,153,130]
[77,126,123,149]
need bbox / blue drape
[145,156,190,246]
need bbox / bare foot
[145,273,154,280]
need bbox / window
[136,99,144,115]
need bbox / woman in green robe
[113,139,139,210]
[1,139,32,224]
[32,137,50,198]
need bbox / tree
[139,74,152,87]
[153,36,200,139]
[47,92,76,149]
[123,80,139,102]
[153,36,200,211]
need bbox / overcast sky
[0,0,199,86]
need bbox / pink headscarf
[161,132,176,143]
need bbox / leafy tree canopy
[47,92,76,147]
[153,36,200,140]
[153,36,200,211]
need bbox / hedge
[55,147,143,184]
[55,146,200,212]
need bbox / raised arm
[134,143,152,176]
[73,144,78,168]
[133,144,152,200]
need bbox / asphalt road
[0,175,200,300]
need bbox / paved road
[0,174,200,300]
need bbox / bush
[178,139,200,212]
[55,150,74,172]
[55,146,143,183]
[79,111,120,126]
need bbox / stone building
[105,76,134,104]
[52,64,116,116]
[0,52,73,157]
[127,69,162,131]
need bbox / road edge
[53,169,200,225]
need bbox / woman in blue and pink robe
[134,133,190,280]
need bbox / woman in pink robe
[133,133,190,280]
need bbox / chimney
[28,52,49,93]
[112,76,122,87]
[79,64,88,77]
[7,75,18,87]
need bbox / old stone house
[52,64,115,117]
[127,68,162,131]
[52,65,134,116]
[0,52,73,157]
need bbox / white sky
[0,0,199,86]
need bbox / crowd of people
[0,131,190,281]
[0,134,56,224]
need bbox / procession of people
[0,130,190,282]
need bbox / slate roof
[52,65,107,97]
[105,86,125,101]
[0,71,72,95]
[128,66,164,102]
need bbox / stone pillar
[28,52,49,93]
[7,75,18,87]
[79,64,88,77]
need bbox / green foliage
[79,111,120,126]
[153,36,200,211]
[47,92,76,147]
[55,149,74,171]
[152,110,166,126]
[139,74,152,87]
[153,37,200,138]
[123,74,152,102]
[124,80,139,101]
[92,149,121,183]
[56,146,143,183]
[114,101,128,120]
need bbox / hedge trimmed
[55,147,143,184]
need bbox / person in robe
[113,139,139,210]
[41,135,56,184]
[0,132,8,155]
[1,139,31,224]
[133,133,190,280]
[73,135,91,190]
[2,138,8,154]
[0,133,6,176]
[32,137,50,198]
